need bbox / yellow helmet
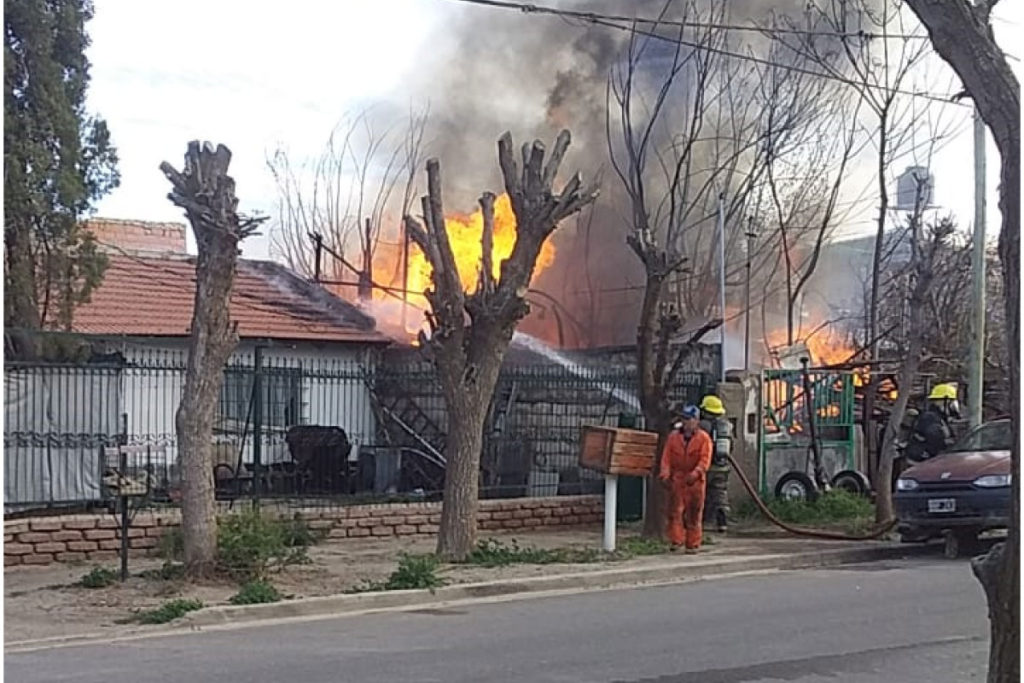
[928,383,957,401]
[700,395,726,415]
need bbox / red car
[894,418,1012,555]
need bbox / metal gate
[759,368,857,496]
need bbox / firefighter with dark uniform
[903,383,960,463]
[699,395,733,533]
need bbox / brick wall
[4,495,604,568]
[84,218,187,255]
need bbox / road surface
[6,556,990,683]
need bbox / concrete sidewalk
[4,525,938,650]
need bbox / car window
[947,421,1013,452]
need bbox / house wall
[4,338,381,508]
[113,338,379,461]
[3,495,604,567]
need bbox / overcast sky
[85,0,1021,259]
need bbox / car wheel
[943,529,979,559]
[831,470,871,497]
[774,472,819,503]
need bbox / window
[947,420,1012,453]
[218,367,301,435]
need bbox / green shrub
[79,566,118,589]
[229,580,282,605]
[384,553,446,591]
[348,553,446,594]
[157,513,321,581]
[216,509,315,581]
[135,598,203,624]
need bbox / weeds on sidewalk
[229,580,283,605]
[464,536,675,567]
[131,598,204,625]
[350,553,447,593]
[78,566,118,589]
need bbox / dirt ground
[3,523,869,644]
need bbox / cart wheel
[831,470,871,497]
[774,472,819,502]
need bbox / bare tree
[404,131,597,560]
[901,1,1019,679]
[160,142,265,578]
[759,48,865,346]
[777,0,946,492]
[605,2,846,535]
[267,107,429,291]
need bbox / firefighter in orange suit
[659,404,713,553]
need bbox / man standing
[659,405,713,553]
[700,395,733,533]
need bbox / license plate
[928,498,956,513]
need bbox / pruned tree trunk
[405,131,597,560]
[161,142,264,578]
[876,219,953,523]
[902,2,1019,680]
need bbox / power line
[443,0,969,108]
[444,0,930,40]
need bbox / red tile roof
[70,253,389,344]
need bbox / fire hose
[725,452,899,541]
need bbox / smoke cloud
[376,0,838,352]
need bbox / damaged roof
[69,252,389,344]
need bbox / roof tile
[70,253,388,344]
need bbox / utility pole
[968,107,987,427]
[744,217,756,373]
[718,192,727,382]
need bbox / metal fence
[4,350,712,513]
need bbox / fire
[818,404,841,418]
[372,193,556,338]
[764,323,856,368]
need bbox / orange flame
[372,193,556,340]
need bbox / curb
[6,542,937,653]
[185,542,936,627]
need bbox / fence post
[118,413,129,582]
[252,346,263,510]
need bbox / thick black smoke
[384,0,825,348]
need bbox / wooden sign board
[579,425,659,476]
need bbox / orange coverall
[659,428,713,549]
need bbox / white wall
[110,338,379,472]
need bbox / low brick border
[4,495,604,568]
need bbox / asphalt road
[6,557,990,683]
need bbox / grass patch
[134,598,204,625]
[78,566,118,589]
[229,580,282,605]
[736,489,874,526]
[617,536,671,557]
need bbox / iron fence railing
[4,350,712,512]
